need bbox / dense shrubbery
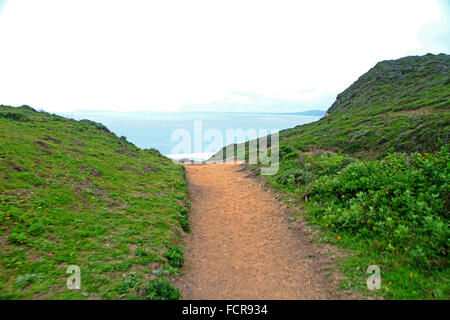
[268,146,449,299]
[307,147,449,269]
[274,152,356,192]
[277,167,314,185]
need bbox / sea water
[61,111,321,161]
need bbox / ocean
[61,111,322,161]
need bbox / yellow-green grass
[0,105,189,299]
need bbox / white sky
[0,0,448,112]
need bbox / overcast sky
[0,0,449,113]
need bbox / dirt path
[174,163,347,300]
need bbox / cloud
[0,0,447,112]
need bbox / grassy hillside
[211,53,449,160]
[280,53,449,156]
[0,105,190,299]
[210,53,450,299]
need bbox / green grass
[0,105,190,299]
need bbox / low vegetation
[279,53,449,156]
[211,53,450,299]
[260,147,449,299]
[211,54,449,160]
[0,105,190,299]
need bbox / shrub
[164,245,184,268]
[0,112,30,122]
[279,145,295,159]
[276,167,314,186]
[282,151,299,160]
[267,147,449,298]
[145,278,181,300]
[307,146,449,267]
[115,274,139,295]
[176,214,190,232]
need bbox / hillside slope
[209,53,450,299]
[280,53,449,156]
[0,105,189,299]
[211,53,449,160]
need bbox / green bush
[145,278,181,300]
[275,152,357,189]
[279,145,295,159]
[276,167,313,186]
[266,146,449,298]
[282,151,299,160]
[164,245,184,268]
[307,146,449,268]
[176,214,191,232]
[0,112,30,122]
[78,119,110,132]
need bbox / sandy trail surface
[174,163,346,300]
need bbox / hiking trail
[174,163,351,299]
